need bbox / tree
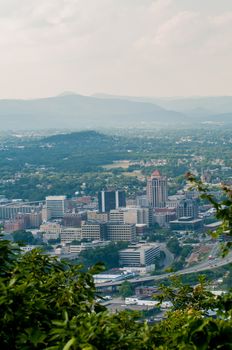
[12,230,35,245]
[186,173,232,255]
[78,242,129,269]
[167,237,181,256]
[119,281,134,298]
[180,245,193,259]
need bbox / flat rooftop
[120,244,160,253]
[170,218,203,224]
[46,196,67,200]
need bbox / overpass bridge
[96,253,232,291]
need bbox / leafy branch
[186,172,232,255]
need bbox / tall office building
[176,199,199,219]
[98,190,126,213]
[45,196,67,218]
[109,207,152,227]
[147,170,168,208]
[106,223,136,242]
[81,223,107,241]
[136,195,148,208]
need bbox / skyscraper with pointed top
[146,170,168,208]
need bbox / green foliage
[150,309,232,350]
[181,245,193,259]
[0,239,105,349]
[0,239,232,349]
[12,230,36,245]
[78,242,129,270]
[158,276,216,311]
[119,281,134,298]
[148,229,172,243]
[167,237,181,256]
[186,173,232,255]
[139,307,161,320]
[2,128,232,201]
[168,243,193,272]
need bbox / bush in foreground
[0,239,232,349]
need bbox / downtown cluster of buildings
[0,170,214,266]
[146,170,202,232]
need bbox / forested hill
[43,130,113,147]
[0,131,132,174]
[2,128,232,175]
[41,130,133,170]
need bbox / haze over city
[1,1,232,348]
[1,0,232,99]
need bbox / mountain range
[0,93,231,130]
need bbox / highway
[96,252,232,288]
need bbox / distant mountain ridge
[0,93,231,130]
[93,93,232,115]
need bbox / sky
[0,0,232,99]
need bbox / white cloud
[209,12,232,26]
[0,0,231,97]
[154,11,200,47]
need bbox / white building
[68,240,110,254]
[119,243,160,267]
[45,196,67,218]
[109,207,151,227]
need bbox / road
[159,243,174,269]
[96,251,232,288]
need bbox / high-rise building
[106,223,136,242]
[109,207,152,227]
[146,170,168,208]
[109,209,125,224]
[98,190,126,212]
[42,206,52,222]
[24,212,42,228]
[81,223,107,241]
[136,195,149,207]
[45,196,67,218]
[62,212,83,227]
[176,199,199,219]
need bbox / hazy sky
[1,0,232,99]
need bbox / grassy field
[103,160,130,169]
